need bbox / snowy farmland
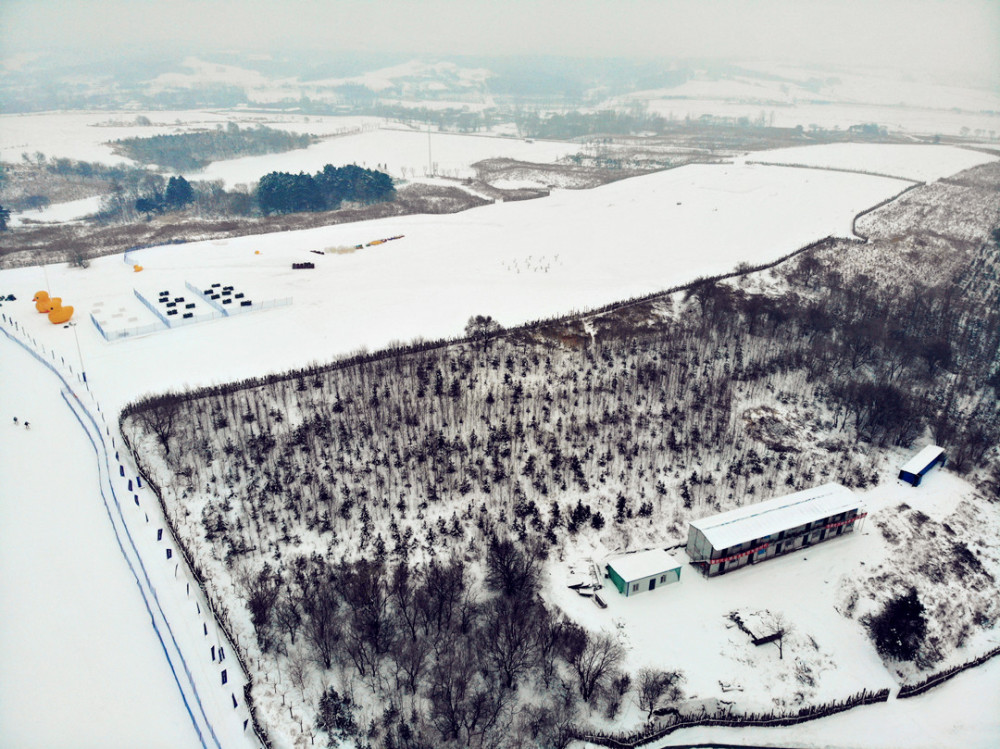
[197,125,577,184]
[740,143,998,181]
[1,143,997,748]
[0,110,576,185]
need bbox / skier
[24,421,30,430]
[12,417,17,425]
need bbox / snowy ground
[197,124,577,184]
[739,143,997,181]
[600,63,1000,138]
[1,144,997,747]
[0,110,574,185]
[0,335,204,749]
[548,468,999,740]
[651,656,1000,749]
[9,195,104,227]
[0,325,259,748]
[640,99,1000,139]
[0,160,913,416]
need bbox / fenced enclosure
[91,312,166,342]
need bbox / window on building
[660,575,666,583]
[632,583,638,592]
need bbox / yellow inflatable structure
[48,305,74,324]
[133,264,144,272]
[33,290,75,323]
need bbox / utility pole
[427,122,433,177]
[66,321,86,382]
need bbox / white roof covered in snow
[900,445,945,475]
[608,549,682,582]
[690,482,861,551]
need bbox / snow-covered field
[198,125,577,184]
[0,110,573,186]
[0,110,377,166]
[0,110,236,165]
[641,98,1000,139]
[0,327,260,748]
[0,161,913,414]
[601,63,1000,138]
[1,144,997,747]
[740,143,997,181]
[0,335,205,749]
[10,195,104,226]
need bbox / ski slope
[0,328,258,749]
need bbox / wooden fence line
[571,688,890,749]
[897,645,1000,699]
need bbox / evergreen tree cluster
[257,164,395,215]
[869,588,928,661]
[134,175,195,215]
[112,123,315,172]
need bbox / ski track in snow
[0,323,256,749]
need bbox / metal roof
[689,482,861,551]
[607,549,682,582]
[900,445,945,475]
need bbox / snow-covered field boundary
[850,180,927,240]
[744,160,924,183]
[0,312,261,749]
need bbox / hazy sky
[2,0,998,80]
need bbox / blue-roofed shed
[899,445,946,486]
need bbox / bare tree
[235,562,281,652]
[573,632,624,702]
[300,583,342,670]
[484,536,536,598]
[465,314,503,352]
[339,560,394,682]
[428,638,510,748]
[761,611,791,660]
[480,595,539,690]
[273,598,302,645]
[132,395,182,455]
[637,667,685,720]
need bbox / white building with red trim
[685,483,865,576]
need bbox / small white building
[899,445,946,487]
[606,549,682,596]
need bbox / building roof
[607,549,682,582]
[689,482,861,551]
[900,445,945,475]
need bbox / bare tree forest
[121,160,1000,747]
